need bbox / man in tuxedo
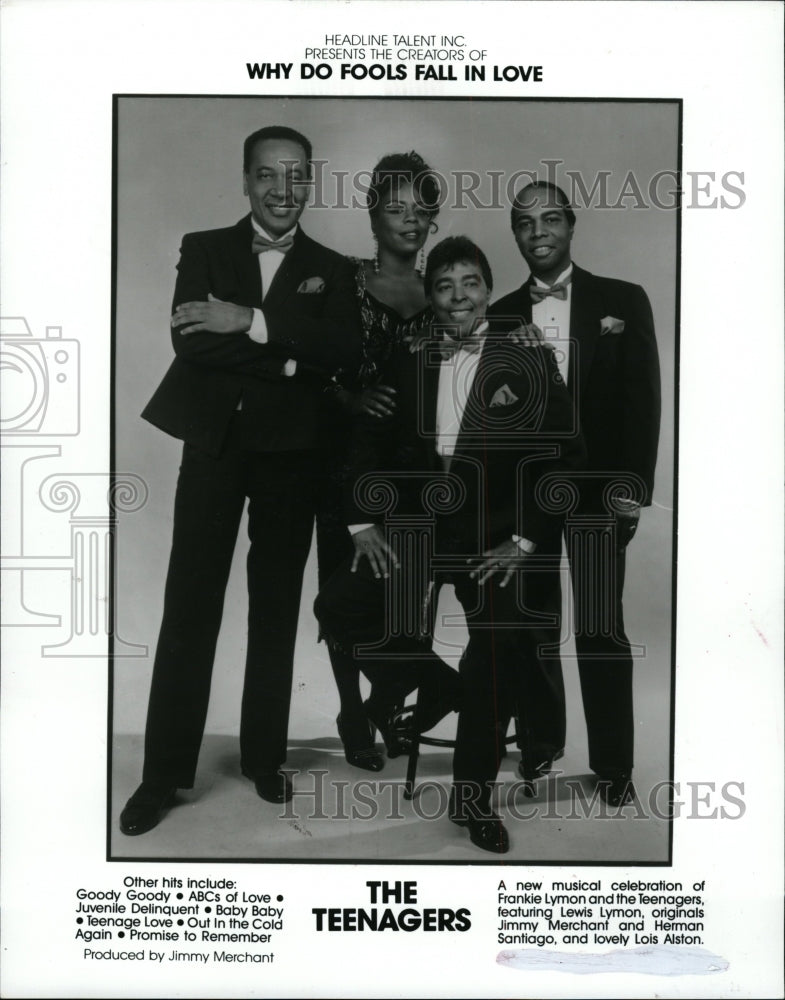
[119,126,361,836]
[315,236,585,853]
[490,180,661,807]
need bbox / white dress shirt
[350,325,488,536]
[435,321,488,458]
[351,319,535,552]
[531,263,573,385]
[246,217,297,377]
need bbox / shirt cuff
[247,308,267,343]
[349,523,373,535]
[612,496,641,513]
[512,535,537,554]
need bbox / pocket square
[600,315,625,335]
[297,276,326,294]
[490,384,519,407]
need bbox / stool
[397,687,521,801]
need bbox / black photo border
[108,92,682,867]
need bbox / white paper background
[1,1,782,997]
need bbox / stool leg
[403,685,423,801]
[404,736,420,800]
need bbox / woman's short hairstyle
[367,151,441,219]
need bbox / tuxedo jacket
[142,215,362,456]
[344,323,586,557]
[489,263,661,509]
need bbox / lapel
[454,334,492,459]
[230,215,263,305]
[514,281,534,326]
[568,263,604,393]
[413,338,442,455]
[262,225,310,310]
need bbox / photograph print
[110,95,677,864]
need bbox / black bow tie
[530,278,571,303]
[252,233,294,254]
[439,336,484,360]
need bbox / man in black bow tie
[316,237,585,854]
[490,181,661,808]
[119,126,361,835]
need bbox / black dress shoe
[448,788,510,854]
[243,768,293,803]
[336,714,385,772]
[449,811,510,854]
[597,774,636,808]
[365,699,413,758]
[517,747,565,782]
[119,782,176,836]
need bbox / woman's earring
[417,246,425,277]
[372,234,380,274]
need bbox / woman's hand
[347,384,397,418]
[507,322,554,349]
[351,525,400,578]
[468,539,531,587]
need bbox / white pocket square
[600,315,625,335]
[490,384,519,407]
[297,276,326,294]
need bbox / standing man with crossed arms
[120,126,361,836]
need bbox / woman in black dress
[318,151,458,771]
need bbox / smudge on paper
[497,944,728,976]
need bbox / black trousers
[142,439,323,787]
[567,512,634,777]
[452,562,565,814]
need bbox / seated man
[315,236,585,854]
